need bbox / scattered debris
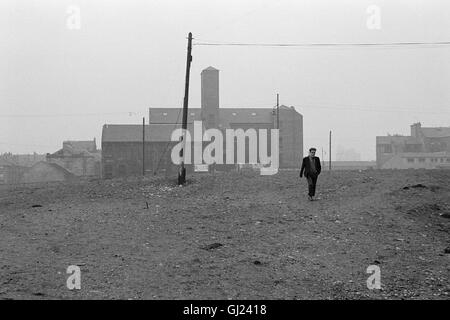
[429,185,441,192]
[407,203,441,215]
[159,186,174,192]
[31,204,42,208]
[273,279,282,285]
[200,243,223,250]
[440,212,450,219]
[32,292,45,296]
[403,184,427,190]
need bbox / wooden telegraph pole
[329,130,332,171]
[276,93,279,129]
[321,147,325,169]
[142,117,145,176]
[178,32,193,185]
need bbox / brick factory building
[102,66,303,178]
[101,123,201,179]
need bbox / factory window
[163,112,168,116]
[447,158,450,163]
[418,158,426,163]
[190,112,195,116]
[380,144,392,153]
[232,112,237,116]
[406,158,414,163]
[251,112,256,116]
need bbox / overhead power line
[1,104,448,118]
[295,104,450,114]
[193,40,450,48]
[216,104,450,114]
[0,111,143,118]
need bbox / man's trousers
[306,174,318,197]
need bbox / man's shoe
[308,196,313,201]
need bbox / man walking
[300,148,322,201]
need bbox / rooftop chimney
[410,122,422,138]
[201,66,219,129]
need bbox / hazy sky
[1,0,449,160]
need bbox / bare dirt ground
[0,169,449,300]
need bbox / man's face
[309,150,316,157]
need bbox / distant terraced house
[376,122,450,169]
[0,153,44,184]
[21,161,77,184]
[46,139,101,177]
[0,158,28,184]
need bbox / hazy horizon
[1,0,450,160]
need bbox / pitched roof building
[46,139,101,177]
[21,161,76,183]
[376,122,450,169]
